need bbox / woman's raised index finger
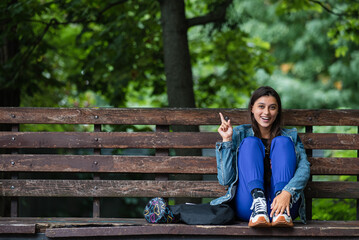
[219,112,226,123]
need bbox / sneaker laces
[250,197,267,214]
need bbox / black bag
[169,202,235,225]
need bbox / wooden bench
[0,107,358,239]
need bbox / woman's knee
[238,136,265,168]
[271,136,295,154]
[272,136,293,148]
[241,136,263,148]
[239,137,265,158]
[270,136,297,168]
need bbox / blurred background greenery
[1,0,358,220]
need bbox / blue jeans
[234,136,301,221]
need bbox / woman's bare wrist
[222,138,232,142]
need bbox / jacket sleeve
[215,129,239,186]
[283,134,311,203]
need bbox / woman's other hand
[270,190,292,218]
[218,112,233,142]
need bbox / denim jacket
[210,124,310,223]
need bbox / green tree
[231,0,359,109]
[276,0,359,57]
[0,0,66,108]
[1,0,274,109]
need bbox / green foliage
[275,0,359,57]
[1,0,277,109]
[3,0,359,109]
[274,0,323,13]
[63,0,166,107]
[234,0,359,109]
[1,0,166,108]
[312,198,356,220]
[190,27,274,108]
[0,1,65,99]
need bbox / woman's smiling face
[251,95,278,137]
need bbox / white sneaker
[248,197,271,227]
[272,210,294,227]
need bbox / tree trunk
[160,0,202,204]
[160,0,196,108]
[0,21,21,108]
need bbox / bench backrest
[0,108,358,219]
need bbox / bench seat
[1,218,359,239]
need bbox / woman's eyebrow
[256,102,277,106]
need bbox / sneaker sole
[272,216,294,227]
[248,216,271,228]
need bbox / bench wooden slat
[0,155,217,174]
[1,155,359,175]
[0,218,358,238]
[0,108,236,125]
[1,180,358,199]
[0,132,358,150]
[0,132,220,149]
[1,108,359,126]
[283,109,359,126]
[0,108,245,125]
[309,157,359,175]
[44,221,359,238]
[0,223,35,234]
[306,181,359,198]
[299,133,359,150]
[0,180,226,198]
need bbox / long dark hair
[248,86,282,142]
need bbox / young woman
[211,86,310,227]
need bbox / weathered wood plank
[299,133,359,150]
[44,221,359,238]
[0,155,217,174]
[0,108,247,125]
[0,132,220,149]
[309,157,359,175]
[0,218,358,237]
[283,109,359,126]
[0,223,35,234]
[0,217,143,229]
[0,132,358,149]
[306,181,359,198]
[0,180,226,198]
[2,155,358,175]
[1,107,359,126]
[1,180,358,199]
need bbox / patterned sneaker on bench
[272,209,293,227]
[248,197,271,227]
[143,197,176,224]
